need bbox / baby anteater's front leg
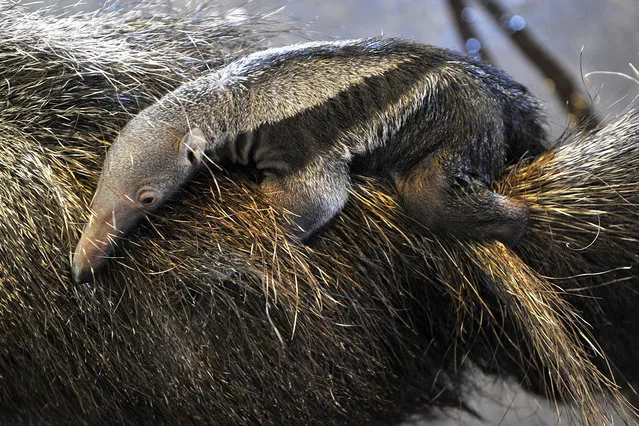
[261,158,351,240]
[394,156,529,247]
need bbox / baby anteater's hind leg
[261,158,350,240]
[394,157,529,247]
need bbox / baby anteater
[72,37,546,282]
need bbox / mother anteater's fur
[0,3,638,424]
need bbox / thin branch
[446,0,494,63]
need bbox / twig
[446,0,494,63]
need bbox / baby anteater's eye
[137,189,157,207]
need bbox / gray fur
[72,37,546,282]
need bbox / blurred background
[23,0,639,423]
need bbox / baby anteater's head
[72,113,207,283]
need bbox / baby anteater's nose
[71,221,113,283]
[71,256,93,284]
[71,239,107,283]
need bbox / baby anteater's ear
[179,127,207,168]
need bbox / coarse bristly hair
[0,2,638,425]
